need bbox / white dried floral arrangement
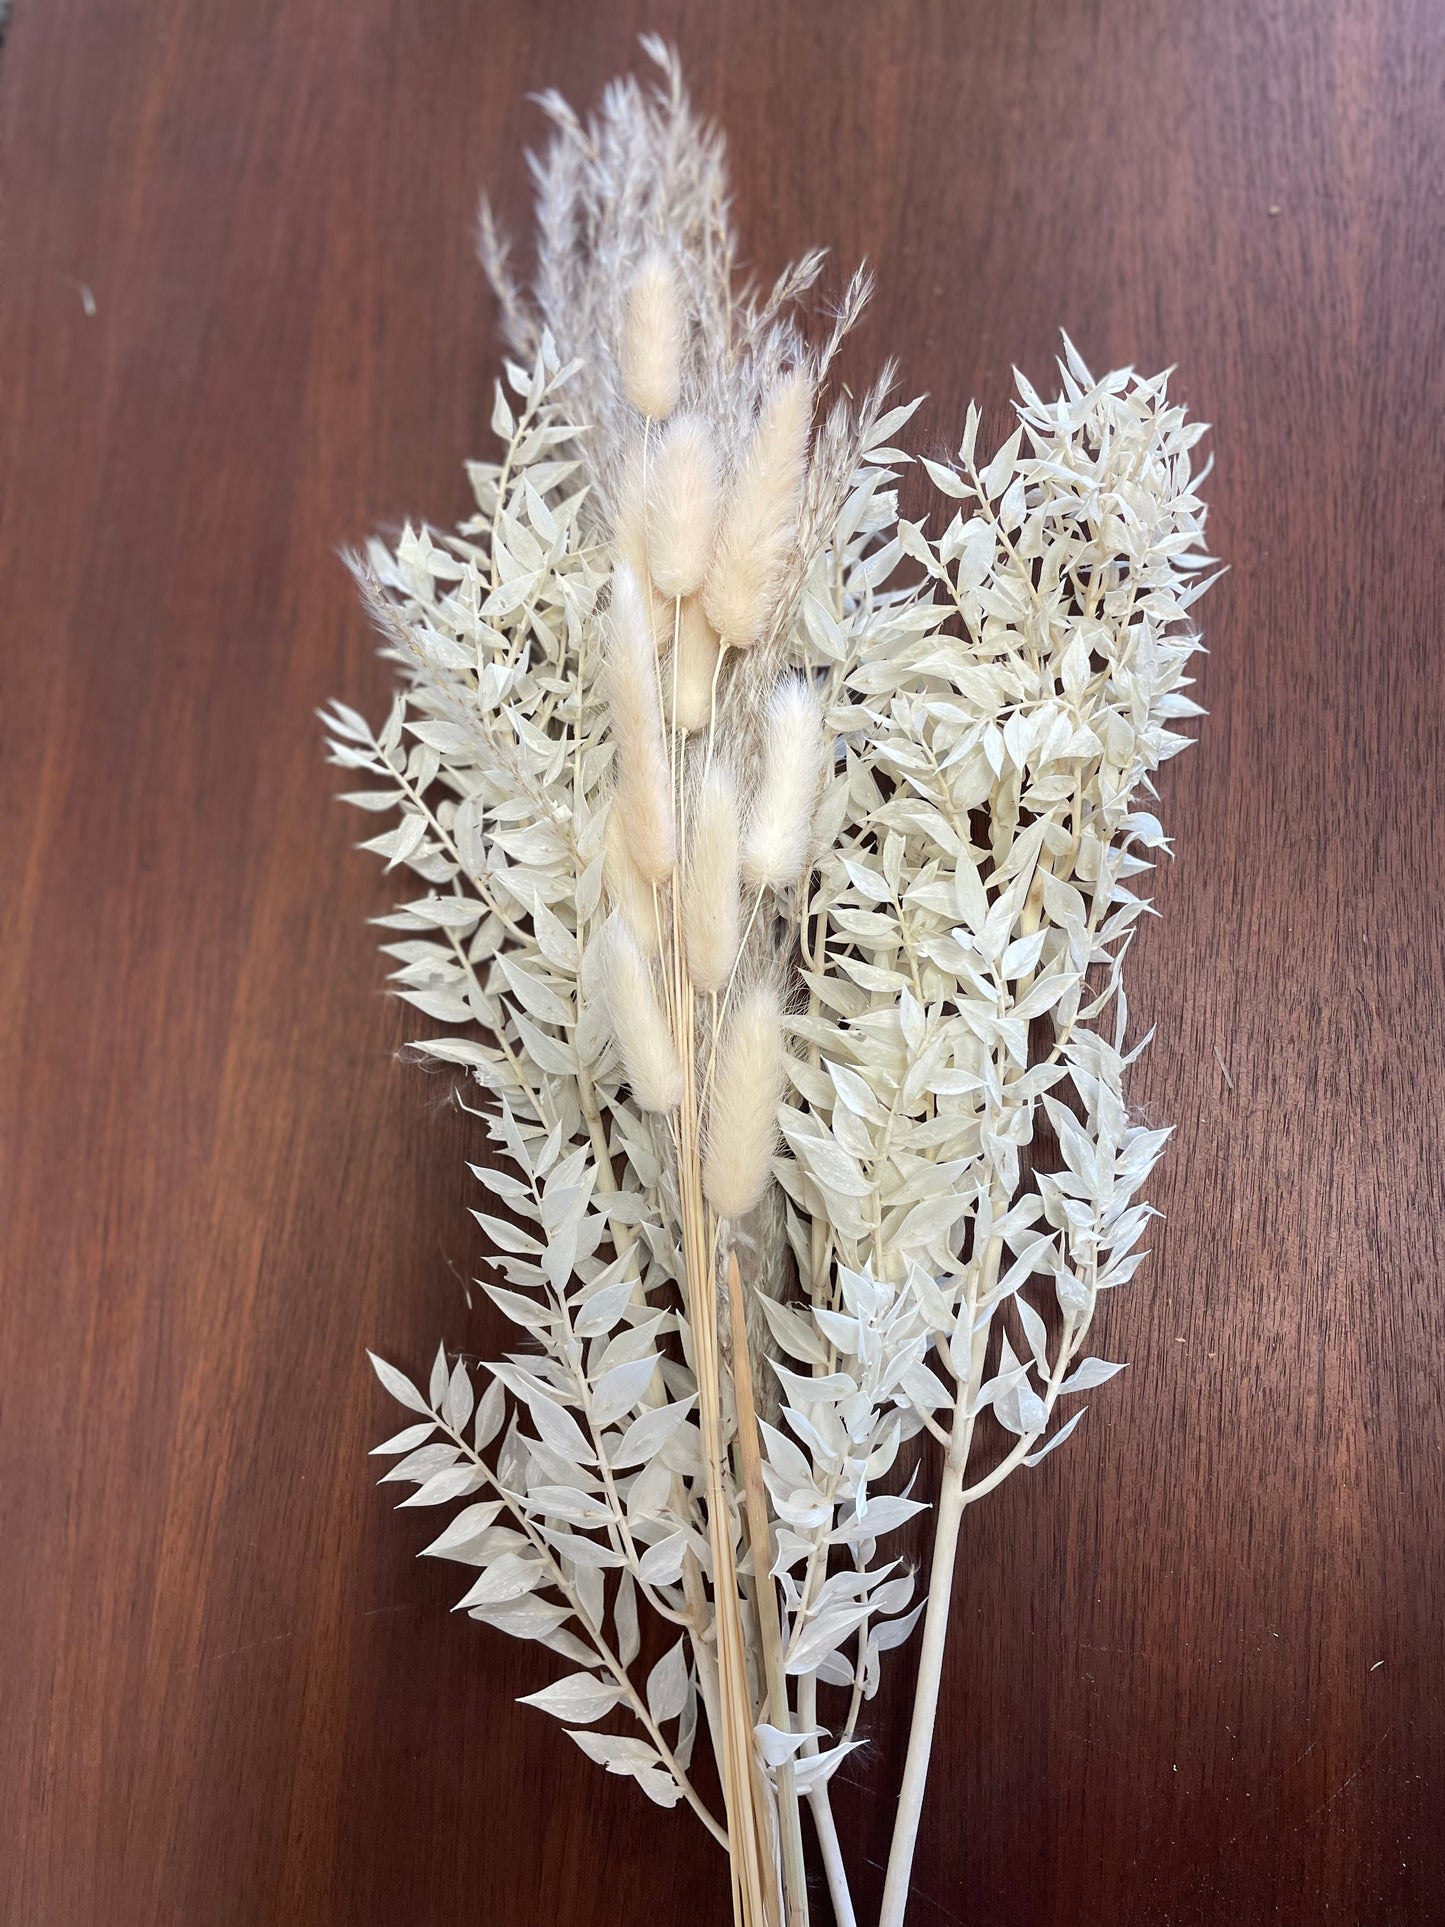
[324,44,1215,1927]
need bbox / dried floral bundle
[326,43,1215,1927]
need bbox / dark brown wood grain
[3,3,1443,1922]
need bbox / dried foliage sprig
[328,41,1215,1927]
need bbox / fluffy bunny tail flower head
[741,675,823,890]
[704,979,785,1219]
[647,413,719,598]
[684,762,741,992]
[599,912,682,1113]
[702,373,813,648]
[622,248,684,420]
[606,564,677,884]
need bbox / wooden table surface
[4,4,1443,1923]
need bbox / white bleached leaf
[785,1602,873,1675]
[454,1553,544,1608]
[590,1356,659,1428]
[870,1602,926,1654]
[791,1738,863,1794]
[637,1532,688,1586]
[468,1597,569,1641]
[519,1671,625,1724]
[474,1376,506,1450]
[609,1398,692,1469]
[952,517,995,590]
[979,426,1022,499]
[832,1493,927,1542]
[421,1502,504,1559]
[754,1723,825,1767]
[529,1485,613,1527]
[1059,1357,1127,1394]
[567,1730,660,1773]
[755,1293,830,1367]
[1015,1296,1049,1372]
[645,1639,689,1723]
[379,1441,459,1486]
[520,1389,594,1464]
[442,1359,475,1432]
[428,1344,449,1410]
[574,1278,633,1338]
[613,1569,640,1668]
[629,1764,685,1808]
[400,1464,485,1507]
[920,457,969,499]
[370,1421,437,1456]
[368,1352,432,1418]
[1024,1406,1088,1466]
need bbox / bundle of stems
[328,43,1215,1927]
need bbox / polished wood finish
[4,4,1443,1922]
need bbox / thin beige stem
[880,1229,1082,1926]
[659,616,776,1927]
[683,1033,774,1926]
[727,1251,808,1926]
[705,639,731,777]
[796,1676,857,1927]
[876,1403,970,1927]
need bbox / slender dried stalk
[727,1250,807,1926]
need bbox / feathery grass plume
[606,563,676,882]
[704,979,785,1218]
[741,675,822,889]
[684,763,741,991]
[702,372,812,648]
[605,805,661,956]
[337,42,1216,1927]
[670,596,721,732]
[600,912,682,1111]
[622,247,683,419]
[646,413,719,597]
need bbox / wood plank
[2,3,1442,1921]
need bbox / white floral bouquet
[325,43,1215,1927]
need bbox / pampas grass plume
[647,414,719,598]
[704,979,785,1218]
[607,563,676,883]
[622,249,683,420]
[601,912,682,1113]
[702,372,812,648]
[742,676,822,889]
[685,763,741,991]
